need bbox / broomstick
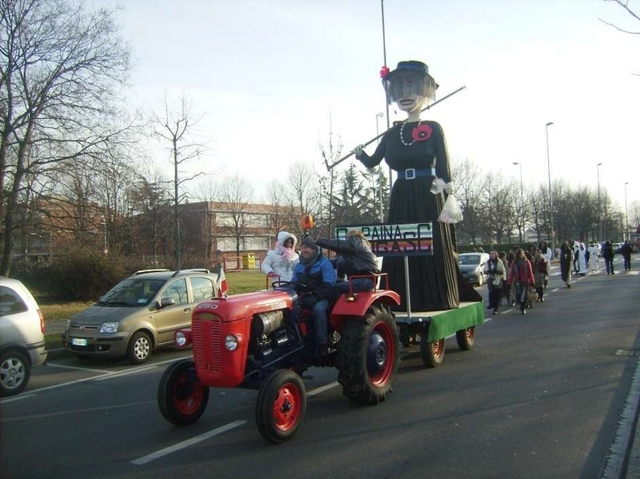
[324,85,467,171]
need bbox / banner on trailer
[335,223,433,257]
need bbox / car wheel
[0,350,30,397]
[477,271,484,286]
[256,369,306,443]
[127,331,152,364]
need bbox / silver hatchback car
[0,277,47,397]
[61,269,220,364]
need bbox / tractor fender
[329,290,400,332]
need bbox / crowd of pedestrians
[483,239,634,316]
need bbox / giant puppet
[354,60,473,311]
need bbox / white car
[0,277,46,397]
[458,252,491,286]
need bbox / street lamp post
[513,161,524,241]
[597,162,603,241]
[624,182,629,241]
[545,122,554,252]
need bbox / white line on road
[1,357,191,403]
[45,363,112,374]
[307,381,338,397]
[131,420,247,466]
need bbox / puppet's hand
[353,145,365,158]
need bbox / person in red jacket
[507,248,535,315]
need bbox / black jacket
[316,237,380,281]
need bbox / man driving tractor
[290,236,336,356]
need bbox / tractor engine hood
[192,288,297,321]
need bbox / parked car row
[1,268,221,398]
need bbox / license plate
[71,338,88,346]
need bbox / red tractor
[157,276,400,443]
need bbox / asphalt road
[1,256,638,479]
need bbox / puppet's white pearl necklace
[400,120,421,147]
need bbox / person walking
[533,249,549,302]
[483,250,506,315]
[507,248,535,315]
[538,240,552,288]
[587,241,599,273]
[559,240,573,288]
[620,240,633,271]
[577,242,588,276]
[602,240,615,275]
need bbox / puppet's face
[389,72,426,112]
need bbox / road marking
[307,381,338,397]
[45,363,112,374]
[131,420,247,465]
[0,394,36,404]
[1,356,192,403]
[93,364,159,381]
[1,401,154,423]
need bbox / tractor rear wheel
[158,359,209,426]
[456,327,475,351]
[256,369,306,444]
[337,305,399,405]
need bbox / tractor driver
[291,236,337,356]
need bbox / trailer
[335,222,484,368]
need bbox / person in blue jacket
[291,236,337,355]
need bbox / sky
[91,0,640,214]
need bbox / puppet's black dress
[358,120,471,311]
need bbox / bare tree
[453,159,488,245]
[263,179,294,245]
[218,174,253,259]
[0,0,131,275]
[318,128,342,237]
[287,161,321,237]
[153,90,210,269]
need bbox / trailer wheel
[337,305,399,405]
[256,370,306,444]
[158,359,209,426]
[456,327,475,351]
[421,323,445,368]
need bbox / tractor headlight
[99,322,119,333]
[225,334,239,351]
[175,331,187,347]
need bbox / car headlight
[225,334,239,351]
[99,321,120,333]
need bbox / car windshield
[459,254,480,265]
[99,278,166,306]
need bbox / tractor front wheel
[337,305,399,405]
[256,369,306,444]
[158,359,209,426]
